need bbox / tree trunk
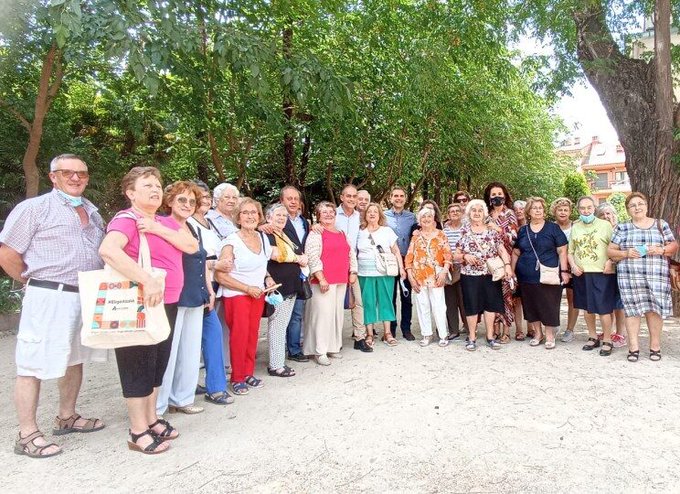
[282,23,296,186]
[20,43,64,198]
[573,2,680,314]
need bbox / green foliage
[1,0,568,218]
[0,277,22,314]
[563,171,591,206]
[607,192,630,222]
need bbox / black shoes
[446,331,461,341]
[403,332,416,341]
[354,339,374,352]
[287,353,310,362]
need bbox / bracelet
[560,270,570,273]
[504,262,510,266]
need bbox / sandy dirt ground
[1,299,679,494]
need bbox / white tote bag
[79,225,170,349]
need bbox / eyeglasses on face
[240,210,259,216]
[455,198,468,203]
[54,169,89,179]
[176,197,196,206]
[627,202,646,209]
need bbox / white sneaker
[328,352,343,359]
[315,355,331,366]
[438,339,449,347]
[561,330,574,343]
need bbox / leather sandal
[365,334,375,348]
[382,332,398,347]
[515,331,525,341]
[582,337,600,351]
[599,341,613,356]
[627,350,640,362]
[53,414,105,435]
[267,365,296,377]
[149,418,179,440]
[127,429,168,455]
[650,349,662,361]
[14,431,62,459]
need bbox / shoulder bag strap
[525,225,540,270]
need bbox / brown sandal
[515,331,525,341]
[53,414,105,435]
[14,431,62,458]
[365,334,375,348]
[499,334,511,344]
[382,332,398,347]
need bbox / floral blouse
[404,230,452,286]
[455,225,505,276]
[489,207,518,254]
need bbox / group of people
[0,154,677,458]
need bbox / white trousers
[157,305,204,414]
[414,286,448,340]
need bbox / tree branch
[0,99,31,131]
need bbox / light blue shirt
[205,209,237,240]
[335,206,360,250]
[385,208,417,256]
[290,213,306,243]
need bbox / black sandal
[267,365,296,377]
[627,350,639,362]
[149,418,179,440]
[599,341,613,356]
[650,349,662,361]
[582,337,600,351]
[127,429,167,455]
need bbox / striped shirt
[0,189,105,286]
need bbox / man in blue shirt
[384,186,417,340]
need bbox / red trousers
[224,295,265,383]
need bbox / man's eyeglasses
[176,197,196,206]
[54,169,89,179]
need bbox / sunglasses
[176,197,196,206]
[54,169,89,179]
[455,198,469,203]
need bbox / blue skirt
[572,273,618,315]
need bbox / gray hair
[576,195,596,208]
[595,202,618,222]
[513,200,526,209]
[465,199,488,217]
[417,207,435,221]
[212,182,239,207]
[265,203,287,221]
[50,154,86,171]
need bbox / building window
[614,171,628,182]
[594,172,609,190]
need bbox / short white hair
[265,203,287,221]
[417,207,435,221]
[49,154,85,171]
[465,199,488,217]
[513,200,526,209]
[213,183,239,207]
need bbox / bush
[0,276,22,314]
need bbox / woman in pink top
[99,167,198,455]
[303,202,358,365]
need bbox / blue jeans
[202,309,227,394]
[391,275,412,336]
[286,297,305,355]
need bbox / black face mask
[490,196,504,207]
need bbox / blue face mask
[579,213,595,224]
[265,291,284,306]
[57,189,83,207]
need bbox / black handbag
[300,276,313,300]
[262,301,275,318]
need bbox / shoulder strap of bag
[368,232,386,254]
[207,217,225,240]
[275,231,301,254]
[525,225,541,268]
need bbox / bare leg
[57,364,82,420]
[15,376,61,455]
[584,312,597,338]
[625,316,641,352]
[545,326,556,344]
[466,315,479,341]
[646,312,663,351]
[614,309,626,335]
[483,312,496,340]
[566,289,579,331]
[514,301,524,337]
[600,313,613,342]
